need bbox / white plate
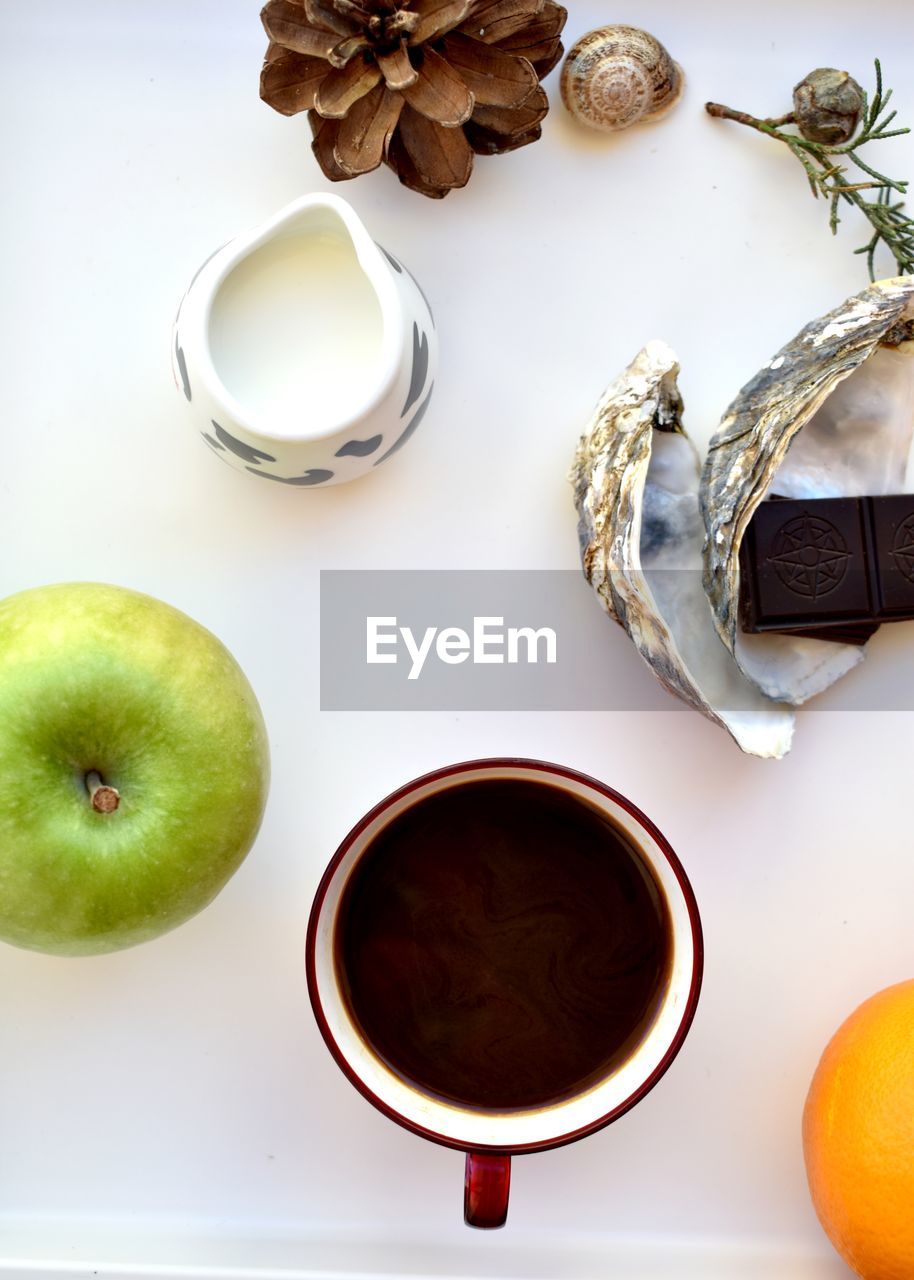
[2,0,911,1274]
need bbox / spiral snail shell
[560,26,684,132]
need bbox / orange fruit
[802,979,914,1279]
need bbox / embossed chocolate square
[740,497,874,633]
[871,495,914,616]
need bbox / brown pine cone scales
[260,0,567,197]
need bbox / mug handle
[464,1152,511,1229]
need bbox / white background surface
[1,0,912,1275]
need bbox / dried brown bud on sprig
[260,0,567,198]
[706,60,914,280]
[793,68,864,145]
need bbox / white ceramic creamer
[172,194,437,486]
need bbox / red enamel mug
[306,759,703,1228]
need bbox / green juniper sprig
[706,61,914,280]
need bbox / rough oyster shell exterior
[702,277,914,705]
[572,341,794,758]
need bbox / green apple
[0,582,270,956]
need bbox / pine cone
[260,0,567,198]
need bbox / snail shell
[560,26,684,132]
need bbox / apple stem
[85,771,120,814]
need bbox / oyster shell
[572,341,795,758]
[702,277,914,704]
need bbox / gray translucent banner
[319,570,914,712]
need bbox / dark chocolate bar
[871,494,914,615]
[739,494,914,641]
[773,623,880,646]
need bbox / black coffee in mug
[334,778,672,1112]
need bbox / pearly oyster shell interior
[702,277,914,705]
[560,26,684,132]
[572,341,795,758]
